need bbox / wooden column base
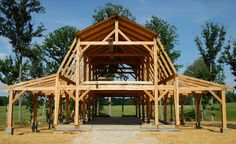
[75,125,79,128]
[32,122,38,132]
[175,125,180,128]
[6,127,14,135]
[195,122,202,129]
[220,128,227,133]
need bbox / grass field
[1,102,236,128]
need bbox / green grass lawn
[0,106,47,128]
[1,102,236,127]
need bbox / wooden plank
[156,38,177,74]
[57,38,77,75]
[82,81,152,85]
[13,87,55,91]
[179,87,222,91]
[80,41,154,45]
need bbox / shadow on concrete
[87,117,142,125]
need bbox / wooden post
[33,94,38,132]
[195,94,201,128]
[221,90,227,132]
[66,94,70,123]
[75,39,81,128]
[92,96,95,118]
[109,97,112,117]
[142,96,145,121]
[122,97,124,116]
[174,76,180,127]
[138,99,141,118]
[135,98,138,117]
[170,95,173,122]
[53,75,60,127]
[87,95,91,120]
[48,96,53,129]
[82,96,86,123]
[6,90,14,135]
[146,96,151,123]
[163,94,167,122]
[59,96,63,123]
[180,95,185,125]
[154,38,159,127]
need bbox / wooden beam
[12,90,25,104]
[115,20,119,42]
[209,90,222,104]
[179,87,222,91]
[144,90,154,101]
[82,81,152,85]
[79,90,90,101]
[80,41,154,45]
[157,90,169,101]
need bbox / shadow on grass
[204,122,236,130]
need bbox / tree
[92,2,136,23]
[0,0,45,121]
[184,57,209,79]
[145,16,180,68]
[184,57,210,119]
[220,40,236,89]
[41,26,78,74]
[195,21,226,121]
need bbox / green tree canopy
[195,21,226,82]
[184,57,209,80]
[145,16,180,67]
[220,40,236,89]
[92,2,136,23]
[41,26,78,74]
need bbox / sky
[0,0,235,95]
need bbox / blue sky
[0,0,235,95]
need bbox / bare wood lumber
[80,41,154,45]
[221,90,227,129]
[53,76,60,127]
[75,39,81,128]
[174,76,180,127]
[209,90,222,104]
[12,90,25,104]
[7,90,14,129]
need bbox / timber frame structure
[1,16,231,134]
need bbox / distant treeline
[0,96,8,106]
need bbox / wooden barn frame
[1,16,231,134]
